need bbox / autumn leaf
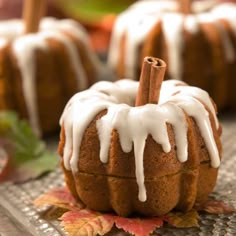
[41,206,68,220]
[34,187,165,236]
[34,187,83,210]
[0,111,58,183]
[164,210,199,228]
[115,216,163,236]
[61,209,115,236]
[34,187,236,236]
[197,198,236,214]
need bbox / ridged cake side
[58,79,222,216]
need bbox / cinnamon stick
[178,0,192,14]
[135,57,166,106]
[23,0,46,34]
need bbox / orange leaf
[115,216,163,236]
[61,209,115,236]
[34,187,83,210]
[197,199,236,214]
[41,206,68,220]
[164,210,199,228]
[34,187,236,235]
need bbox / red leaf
[115,216,163,236]
[197,199,236,214]
[164,210,199,228]
[34,187,83,210]
[34,187,236,236]
[0,146,14,182]
[61,209,115,236]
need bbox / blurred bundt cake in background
[108,0,236,109]
[0,1,104,135]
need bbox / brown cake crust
[0,34,97,135]
[141,21,232,109]
[0,44,15,110]
[58,102,222,216]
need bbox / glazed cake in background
[58,57,222,217]
[0,17,103,135]
[108,0,236,109]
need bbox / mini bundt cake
[58,57,222,217]
[108,0,236,109]
[0,17,102,135]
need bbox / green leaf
[0,111,58,183]
[58,0,136,22]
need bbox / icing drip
[162,13,184,80]
[60,80,221,202]
[108,2,164,79]
[212,3,236,35]
[215,22,235,63]
[0,20,23,41]
[160,81,219,129]
[0,38,8,48]
[198,12,235,63]
[0,18,97,135]
[97,102,188,201]
[40,18,103,87]
[168,94,220,167]
[124,14,160,79]
[41,30,88,90]
[108,1,236,79]
[61,90,117,172]
[13,35,48,136]
[184,15,199,34]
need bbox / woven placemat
[0,113,235,236]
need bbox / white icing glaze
[42,30,88,90]
[60,80,221,202]
[197,12,235,63]
[0,38,8,48]
[108,3,161,79]
[0,20,23,42]
[193,0,218,13]
[162,13,184,80]
[40,18,104,85]
[13,35,48,137]
[0,18,98,135]
[184,15,199,34]
[108,1,236,79]
[215,22,235,62]
[212,3,236,35]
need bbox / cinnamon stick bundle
[23,0,46,34]
[135,57,166,106]
[178,0,192,14]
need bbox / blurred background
[1,0,236,53]
[0,0,136,53]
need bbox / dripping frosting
[60,79,221,202]
[108,0,236,79]
[0,17,100,136]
